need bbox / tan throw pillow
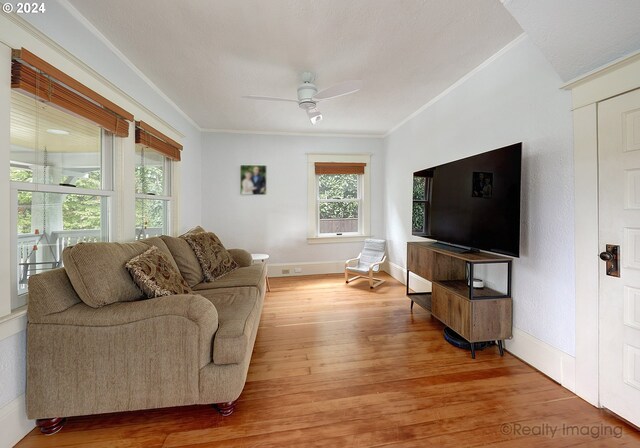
[126,246,192,298]
[182,232,239,281]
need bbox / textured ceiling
[503,0,640,82]
[65,0,522,135]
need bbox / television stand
[406,241,513,359]
[429,242,469,253]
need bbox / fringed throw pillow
[182,232,239,281]
[126,245,192,298]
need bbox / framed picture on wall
[241,165,267,195]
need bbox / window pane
[136,198,168,239]
[412,202,426,233]
[318,174,358,200]
[17,191,106,295]
[319,201,359,234]
[413,176,426,200]
[10,91,104,187]
[136,146,167,195]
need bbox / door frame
[565,51,640,407]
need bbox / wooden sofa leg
[213,400,238,416]
[36,417,67,435]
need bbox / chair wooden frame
[345,255,387,289]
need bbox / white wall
[383,37,576,357]
[201,133,384,267]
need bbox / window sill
[307,235,370,244]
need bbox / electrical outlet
[282,269,290,275]
[294,267,302,273]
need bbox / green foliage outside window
[412,175,427,234]
[62,171,102,230]
[318,174,359,219]
[413,176,425,200]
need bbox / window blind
[11,48,133,137]
[314,162,366,175]
[135,121,183,161]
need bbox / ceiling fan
[243,72,362,125]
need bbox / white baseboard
[0,395,33,448]
[385,261,432,293]
[268,261,345,278]
[505,327,576,392]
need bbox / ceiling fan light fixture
[308,109,322,125]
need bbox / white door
[598,87,640,426]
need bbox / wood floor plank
[16,273,640,447]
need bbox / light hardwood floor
[17,273,640,447]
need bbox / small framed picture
[472,172,493,198]
[241,165,267,195]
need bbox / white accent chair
[345,239,387,289]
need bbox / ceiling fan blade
[242,95,298,103]
[313,80,363,101]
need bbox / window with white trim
[307,154,371,243]
[10,91,114,310]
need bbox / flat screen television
[412,142,522,257]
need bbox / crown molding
[201,128,385,139]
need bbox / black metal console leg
[410,300,414,311]
[497,340,504,356]
[470,342,476,359]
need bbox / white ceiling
[503,0,640,82]
[65,0,522,136]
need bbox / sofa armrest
[228,248,253,267]
[33,294,218,370]
[27,294,218,419]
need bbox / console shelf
[434,280,503,300]
[406,241,513,358]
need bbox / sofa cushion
[196,290,261,365]
[227,249,253,268]
[192,264,265,293]
[182,232,238,281]
[161,236,204,287]
[63,242,149,308]
[27,268,82,322]
[140,237,181,272]
[126,246,193,298]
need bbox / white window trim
[307,153,371,244]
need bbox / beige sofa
[26,234,266,434]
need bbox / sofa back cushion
[27,268,82,322]
[140,237,181,272]
[63,241,148,308]
[160,235,204,287]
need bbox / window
[133,121,181,240]
[318,173,361,234]
[8,48,133,313]
[307,154,371,243]
[10,91,114,309]
[135,145,171,239]
[412,169,432,236]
